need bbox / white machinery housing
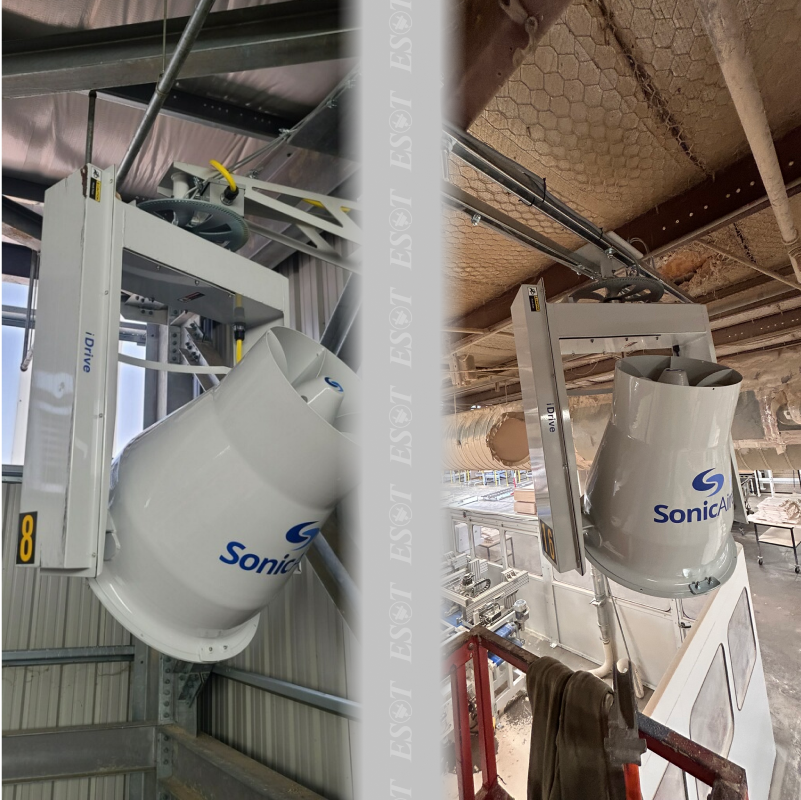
[510,282,747,597]
[17,164,359,662]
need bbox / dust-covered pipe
[695,0,801,279]
[442,404,531,472]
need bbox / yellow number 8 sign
[16,512,37,565]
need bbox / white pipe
[588,567,617,679]
[589,639,615,680]
[696,0,801,280]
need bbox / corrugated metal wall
[2,776,128,800]
[200,249,358,799]
[2,248,357,800]
[200,565,357,800]
[2,482,130,800]
[277,248,352,343]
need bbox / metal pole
[310,532,360,618]
[85,90,97,164]
[320,274,361,370]
[20,251,38,371]
[3,645,135,667]
[212,664,360,721]
[116,0,216,189]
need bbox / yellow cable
[209,159,237,192]
[302,198,351,213]
[236,339,243,364]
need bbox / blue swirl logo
[285,521,320,550]
[692,469,724,497]
[324,377,344,393]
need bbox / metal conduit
[116,0,216,188]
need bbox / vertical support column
[540,560,560,647]
[511,284,585,575]
[471,643,498,792]
[128,638,160,798]
[143,323,161,429]
[166,310,195,415]
[451,663,475,800]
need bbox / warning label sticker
[89,167,102,202]
[528,286,540,312]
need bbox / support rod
[320,274,361,370]
[696,0,801,279]
[116,0,215,188]
[85,90,97,164]
[3,645,136,667]
[212,665,360,721]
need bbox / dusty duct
[442,405,530,472]
[443,380,801,473]
[443,399,613,473]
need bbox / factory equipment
[584,355,742,597]
[92,327,359,662]
[510,282,746,598]
[16,163,360,662]
[441,536,530,730]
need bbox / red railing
[443,626,749,800]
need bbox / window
[476,526,504,564]
[2,325,26,464]
[114,341,146,456]
[2,278,146,464]
[3,281,31,464]
[505,530,542,576]
[727,589,756,710]
[689,645,734,800]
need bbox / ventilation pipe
[695,0,801,280]
[442,405,530,471]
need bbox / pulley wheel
[568,276,664,303]
[137,198,249,252]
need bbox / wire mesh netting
[444,0,801,318]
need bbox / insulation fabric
[2,0,354,199]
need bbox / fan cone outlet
[583,355,742,598]
[89,328,359,662]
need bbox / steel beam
[2,197,43,248]
[3,1,356,98]
[98,85,299,143]
[320,275,361,370]
[444,125,691,303]
[161,724,326,800]
[2,722,156,783]
[712,306,801,347]
[3,645,135,667]
[449,125,801,333]
[446,0,572,129]
[213,665,360,721]
[1,243,34,280]
[452,305,801,406]
[442,182,600,278]
[2,175,51,203]
[2,305,147,345]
